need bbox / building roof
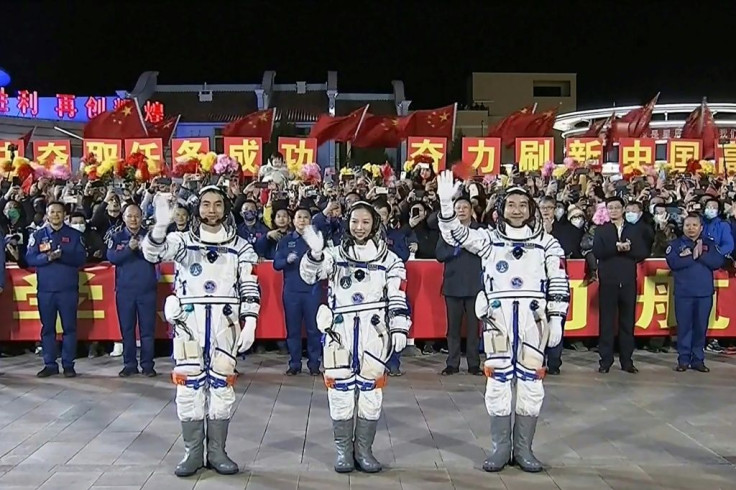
[270,92,328,123]
[335,99,396,117]
[150,91,259,123]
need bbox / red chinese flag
[146,115,180,145]
[609,93,659,142]
[495,109,557,148]
[308,105,369,145]
[83,99,148,139]
[681,101,719,159]
[222,108,276,142]
[352,114,404,148]
[522,108,558,138]
[582,115,612,138]
[487,105,535,138]
[399,104,456,139]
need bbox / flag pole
[53,126,83,141]
[531,103,538,114]
[450,102,458,142]
[133,97,149,136]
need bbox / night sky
[4,1,735,111]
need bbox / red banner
[277,137,318,169]
[618,137,655,174]
[515,137,554,173]
[171,137,210,162]
[224,137,263,177]
[462,137,500,175]
[715,139,736,175]
[33,140,71,167]
[667,139,702,173]
[565,137,603,164]
[407,136,447,172]
[83,139,122,161]
[124,138,164,170]
[0,140,25,160]
[1,260,734,341]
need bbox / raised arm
[436,170,492,258]
[299,225,335,284]
[141,194,185,263]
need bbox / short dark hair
[539,196,555,206]
[47,201,66,213]
[69,211,87,221]
[373,200,390,213]
[685,212,703,222]
[605,196,625,207]
[625,201,643,211]
[294,207,312,217]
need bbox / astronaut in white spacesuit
[299,201,411,474]
[142,185,260,477]
[436,170,569,473]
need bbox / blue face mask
[625,212,640,224]
[243,210,257,222]
[704,209,718,220]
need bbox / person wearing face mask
[236,200,269,253]
[68,212,105,263]
[107,204,158,377]
[701,198,733,259]
[625,201,654,253]
[554,203,566,222]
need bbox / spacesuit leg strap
[355,373,388,391]
[518,342,547,380]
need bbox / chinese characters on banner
[715,140,736,175]
[33,140,71,167]
[565,138,603,163]
[515,137,553,172]
[618,138,655,174]
[143,101,165,124]
[407,137,447,172]
[83,139,122,161]
[277,137,318,169]
[0,140,25,160]
[224,137,263,176]
[461,137,501,175]
[124,138,164,170]
[667,139,702,172]
[171,138,210,161]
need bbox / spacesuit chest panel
[175,245,239,298]
[486,243,546,293]
[332,261,387,306]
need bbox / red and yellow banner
[667,138,702,173]
[277,137,318,169]
[462,137,501,175]
[618,137,655,174]
[171,137,210,162]
[0,140,25,160]
[407,136,447,172]
[515,137,554,173]
[565,137,603,163]
[224,137,263,177]
[33,140,71,167]
[2,259,734,341]
[715,139,736,175]
[124,138,164,170]
[83,139,122,161]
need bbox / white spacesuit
[299,201,410,474]
[142,186,259,477]
[436,171,569,473]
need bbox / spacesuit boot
[513,415,543,473]
[332,419,355,473]
[482,415,512,472]
[354,417,382,473]
[206,419,239,475]
[174,420,205,477]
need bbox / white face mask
[554,208,565,220]
[570,217,585,229]
[70,223,86,233]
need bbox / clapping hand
[693,239,703,259]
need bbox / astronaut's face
[46,203,65,227]
[199,191,225,225]
[504,194,530,228]
[350,208,374,243]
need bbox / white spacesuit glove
[547,316,563,348]
[237,317,257,353]
[436,170,462,218]
[152,193,173,240]
[316,305,333,334]
[302,225,324,259]
[391,332,407,353]
[389,316,410,353]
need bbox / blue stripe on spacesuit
[512,301,519,367]
[352,316,360,372]
[204,305,212,375]
[186,245,239,255]
[335,261,387,271]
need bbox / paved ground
[0,348,735,489]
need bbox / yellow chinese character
[409,139,445,172]
[468,140,496,173]
[718,142,736,175]
[86,142,120,161]
[130,142,162,165]
[668,141,701,172]
[566,140,588,163]
[35,142,70,165]
[0,141,17,160]
[175,140,204,159]
[707,278,730,331]
[563,279,588,332]
[620,140,652,174]
[517,140,550,172]
[281,140,314,167]
[636,269,675,330]
[229,139,261,173]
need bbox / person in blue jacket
[107,204,159,377]
[237,200,269,252]
[702,198,734,258]
[256,207,291,260]
[26,202,86,378]
[666,213,724,373]
[273,207,322,376]
[311,200,345,247]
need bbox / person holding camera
[1,198,29,268]
[91,189,123,237]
